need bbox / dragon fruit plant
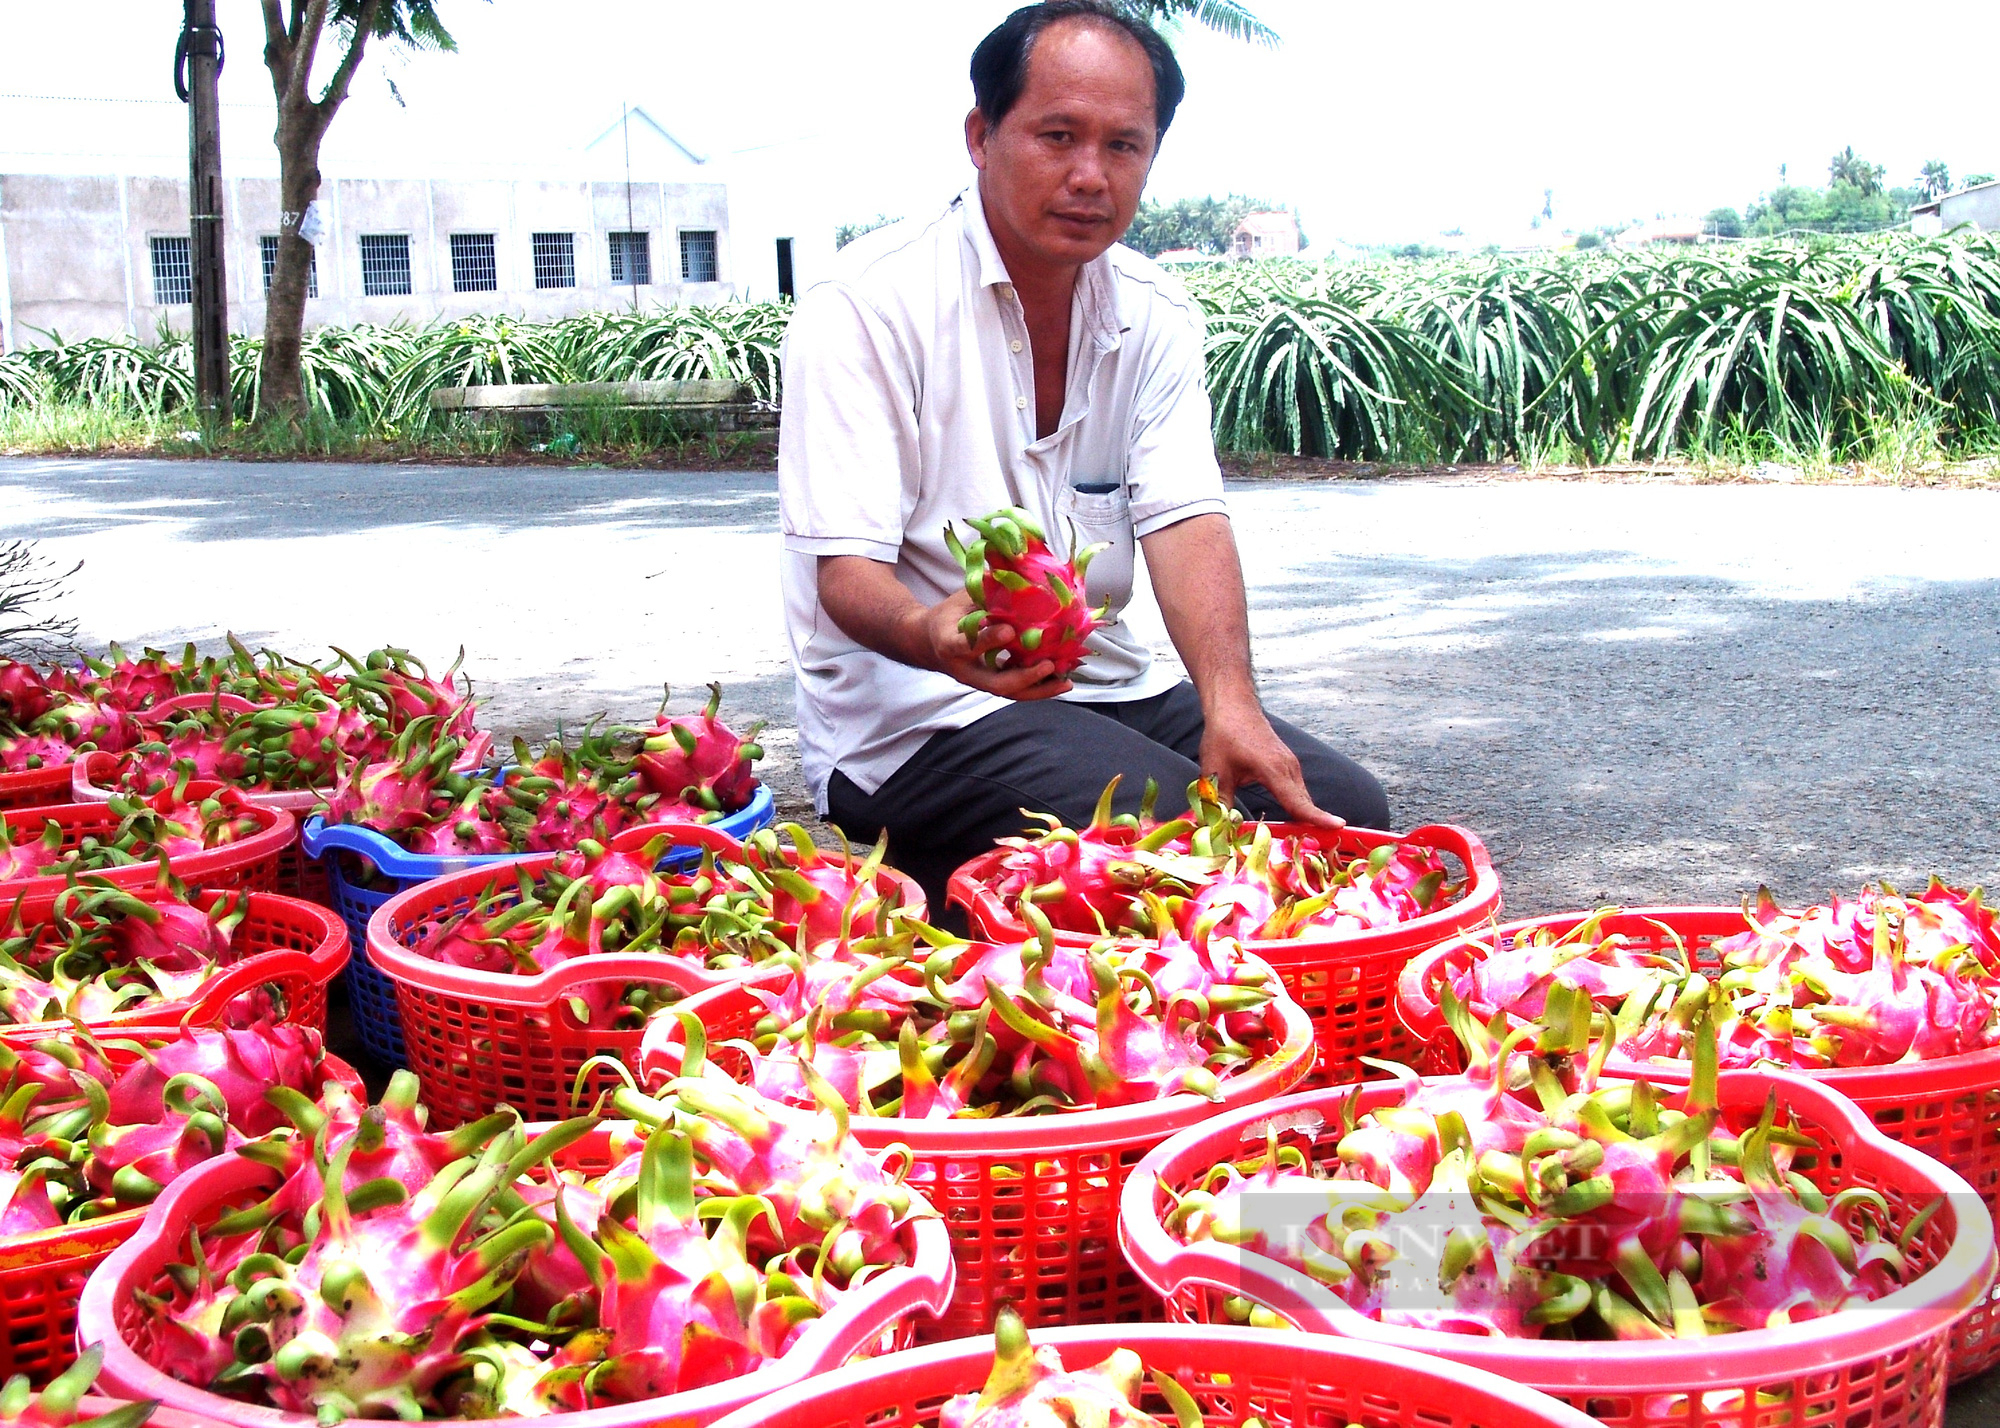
[0,876,266,1025]
[945,506,1110,676]
[940,1308,1209,1428]
[1439,880,2000,1071]
[981,776,1456,941]
[641,901,1294,1117]
[125,1066,934,1420]
[411,825,909,1030]
[0,788,265,886]
[0,1020,342,1235]
[0,1345,155,1427]
[1166,1001,1916,1339]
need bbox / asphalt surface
[6,455,1999,1411]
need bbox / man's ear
[965,107,990,171]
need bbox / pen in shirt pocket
[1072,478,1121,494]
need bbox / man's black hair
[970,1,1187,141]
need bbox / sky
[2,0,1997,248]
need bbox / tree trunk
[255,0,378,423]
[258,115,324,421]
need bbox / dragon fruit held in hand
[125,1069,934,1420]
[946,506,1109,676]
[1168,1003,1914,1339]
[1438,880,2000,1071]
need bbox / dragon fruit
[0,733,77,773]
[990,777,1196,934]
[332,644,478,737]
[945,506,1109,676]
[0,662,57,727]
[940,1308,1201,1428]
[0,1345,155,1427]
[635,683,763,813]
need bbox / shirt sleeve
[1124,293,1226,539]
[778,282,921,563]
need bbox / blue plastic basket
[301,781,776,1066]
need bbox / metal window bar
[450,232,499,294]
[608,231,650,287]
[359,233,412,297]
[258,236,317,298]
[150,236,192,305]
[531,232,576,290]
[680,229,718,284]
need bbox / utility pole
[178,0,229,426]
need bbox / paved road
[6,456,2000,1411]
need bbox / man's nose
[1067,146,1111,194]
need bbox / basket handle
[134,692,268,725]
[180,947,326,1025]
[609,818,747,861]
[782,1216,957,1371]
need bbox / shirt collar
[958,185,1123,350]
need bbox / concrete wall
[1938,183,2000,233]
[1,172,737,350]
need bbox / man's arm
[817,555,1071,700]
[1139,513,1338,825]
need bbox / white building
[0,97,836,352]
[1910,178,2000,236]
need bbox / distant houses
[1230,211,1300,259]
[1910,178,2000,235]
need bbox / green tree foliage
[1123,194,1304,257]
[1744,151,1921,237]
[1918,161,1953,201]
[1124,1,1278,45]
[1704,207,1745,238]
[1828,146,1887,196]
[1967,174,1996,189]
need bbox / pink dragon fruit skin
[636,683,763,814]
[0,732,77,773]
[105,1024,325,1137]
[946,506,1109,677]
[0,661,56,726]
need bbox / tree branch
[288,0,331,115]
[313,0,383,119]
[260,0,292,96]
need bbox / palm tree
[1127,1,1280,45]
[1827,146,1885,197]
[1917,161,1953,201]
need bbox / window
[679,229,718,284]
[532,232,576,289]
[449,232,498,293]
[259,236,318,298]
[774,237,794,299]
[149,236,192,305]
[607,230,651,286]
[359,233,412,297]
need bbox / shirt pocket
[1061,485,1135,616]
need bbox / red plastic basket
[643,971,1317,1341]
[950,822,1500,1084]
[707,1322,1602,1428]
[78,1120,956,1428]
[0,798,294,906]
[2,886,348,1037]
[0,764,76,812]
[0,1037,363,1387]
[1120,1068,1997,1428]
[367,820,928,1128]
[1397,907,2000,1381]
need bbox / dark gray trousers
[827,681,1389,921]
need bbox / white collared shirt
[778,187,1227,810]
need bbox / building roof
[584,107,709,166]
[1234,211,1298,236]
[1912,175,2000,217]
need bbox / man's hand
[918,590,1072,700]
[1199,695,1342,829]
[818,555,1071,701]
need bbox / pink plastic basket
[950,822,1500,1084]
[0,798,294,906]
[0,764,76,812]
[0,1038,362,1387]
[1119,1068,1997,1428]
[1396,907,2000,1380]
[642,970,1317,1340]
[706,1322,1603,1428]
[78,1120,956,1428]
[2,887,348,1037]
[367,820,927,1128]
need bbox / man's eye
[1043,131,1071,143]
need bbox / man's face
[967,20,1158,274]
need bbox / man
[778,0,1388,911]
